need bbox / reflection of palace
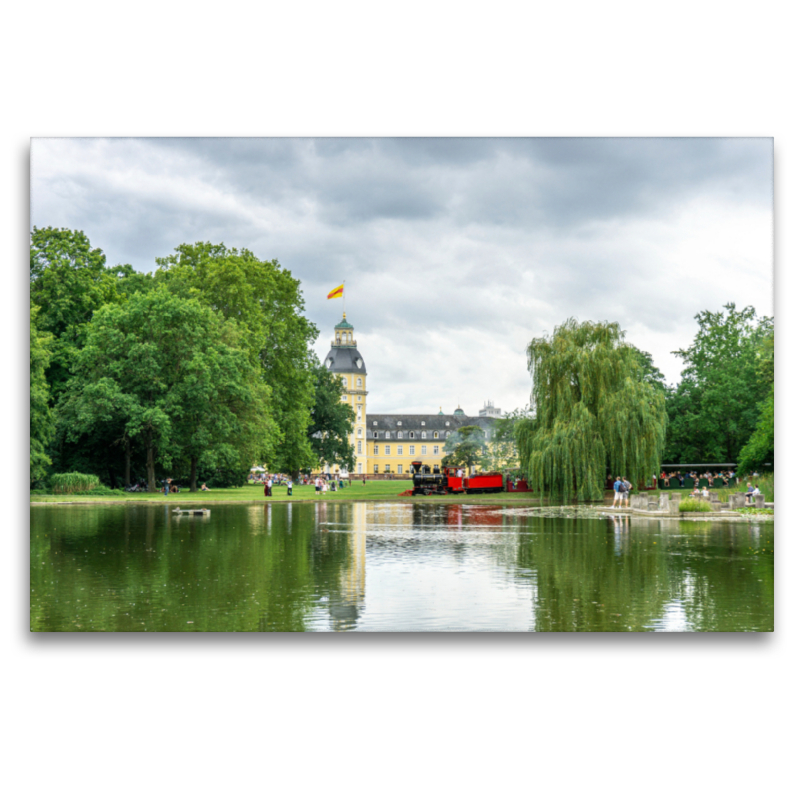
[323,315,495,476]
[327,503,366,631]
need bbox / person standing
[264,480,269,499]
[287,478,293,497]
[612,476,623,508]
[267,475,273,497]
[622,477,632,507]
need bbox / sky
[30,137,773,415]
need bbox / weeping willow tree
[516,319,668,501]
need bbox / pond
[30,502,774,632]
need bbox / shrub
[49,472,101,494]
[679,498,712,513]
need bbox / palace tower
[324,315,368,474]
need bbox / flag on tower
[327,283,344,299]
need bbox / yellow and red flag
[327,283,344,300]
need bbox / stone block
[711,502,721,512]
[668,498,681,514]
[709,491,719,502]
[731,493,745,508]
[755,495,765,508]
[658,494,670,511]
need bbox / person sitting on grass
[200,483,209,491]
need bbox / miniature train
[410,461,505,496]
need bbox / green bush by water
[679,498,712,512]
[49,472,101,494]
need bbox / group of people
[263,476,293,497]
[612,476,632,508]
[659,470,737,488]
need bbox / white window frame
[421,446,427,455]
[384,445,391,455]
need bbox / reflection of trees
[510,515,773,632]
[31,504,356,632]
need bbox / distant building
[323,315,495,475]
[478,400,502,418]
[323,315,367,474]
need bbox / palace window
[409,432,415,439]
[373,465,378,473]
[409,446,415,455]
[421,421,425,426]
[421,432,427,439]
[421,446,427,455]
[433,432,439,439]
[373,445,378,455]
[385,432,391,439]
[433,445,439,455]
[397,446,403,455]
[384,465,391,473]
[357,441,362,454]
[357,428,362,437]
[397,432,403,439]
[445,421,449,426]
[384,445,391,455]
[357,378,362,387]
[341,395,347,402]
[358,462,362,472]
[397,465,403,474]
[342,377,347,387]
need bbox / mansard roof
[367,413,494,436]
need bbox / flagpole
[343,281,346,317]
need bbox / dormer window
[372,420,377,425]
[385,432,391,439]
[409,432,415,439]
[397,432,403,439]
[421,432,427,439]
[356,358,363,369]
[397,421,402,426]
[421,421,425,426]
[445,421,450,426]
[434,432,439,439]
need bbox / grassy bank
[654,473,774,504]
[30,480,552,507]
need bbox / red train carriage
[411,462,505,495]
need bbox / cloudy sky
[30,137,772,415]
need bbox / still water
[30,502,774,632]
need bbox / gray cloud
[31,137,773,413]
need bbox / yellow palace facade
[323,316,494,476]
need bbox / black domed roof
[324,347,366,374]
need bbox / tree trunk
[124,440,132,487]
[190,456,198,492]
[146,433,156,492]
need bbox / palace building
[323,315,494,476]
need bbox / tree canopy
[30,304,55,485]
[307,360,355,472]
[154,242,319,476]
[443,425,487,472]
[59,288,277,491]
[664,303,773,463]
[516,319,668,500]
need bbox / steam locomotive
[410,461,505,496]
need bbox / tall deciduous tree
[736,331,774,472]
[30,227,122,402]
[30,304,55,485]
[60,288,276,491]
[664,303,773,463]
[443,425,487,473]
[307,360,355,473]
[516,319,668,500]
[154,242,318,476]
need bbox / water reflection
[30,502,773,632]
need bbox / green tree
[30,304,55,485]
[665,303,773,462]
[154,242,318,476]
[736,331,774,473]
[308,360,355,473]
[30,227,123,401]
[443,425,487,473]
[516,319,668,501]
[484,407,531,473]
[60,288,277,491]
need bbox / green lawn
[30,480,551,507]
